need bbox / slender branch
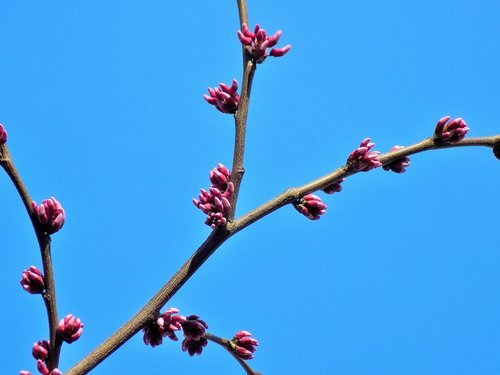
[66,229,228,375]
[205,333,262,375]
[228,135,500,235]
[229,59,256,221]
[0,144,61,368]
[237,0,248,26]
[65,134,498,374]
[228,0,256,221]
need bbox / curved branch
[0,144,61,368]
[228,135,500,235]
[65,134,498,375]
[205,333,262,375]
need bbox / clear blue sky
[1,1,499,374]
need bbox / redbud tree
[2,1,499,374]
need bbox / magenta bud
[194,163,233,228]
[270,44,292,57]
[182,336,208,356]
[232,330,258,360]
[20,266,45,294]
[36,360,49,375]
[266,30,282,47]
[383,145,411,173]
[143,307,185,346]
[57,314,84,343]
[32,340,50,361]
[433,116,469,142]
[347,138,382,172]
[238,23,291,63]
[181,314,208,341]
[237,30,253,45]
[294,194,327,220]
[323,178,345,194]
[241,23,254,38]
[31,197,65,235]
[205,81,240,114]
[0,123,7,145]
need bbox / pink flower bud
[0,123,7,145]
[57,314,83,343]
[20,371,32,375]
[31,197,65,235]
[237,23,291,63]
[20,266,45,294]
[50,370,63,375]
[32,340,50,361]
[270,44,292,57]
[347,138,382,172]
[232,330,258,360]
[383,145,411,173]
[323,178,345,194]
[433,116,470,142]
[294,194,327,220]
[193,163,234,228]
[143,307,186,347]
[37,360,49,375]
[204,80,240,114]
[181,336,208,356]
[181,315,208,341]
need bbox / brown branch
[0,144,61,369]
[228,0,256,221]
[65,134,498,374]
[205,333,262,375]
[228,135,500,235]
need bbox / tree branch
[65,134,498,374]
[205,333,262,375]
[0,144,61,369]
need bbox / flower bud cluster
[323,178,344,195]
[383,145,411,173]
[347,138,382,172]
[20,340,63,375]
[231,330,258,360]
[434,116,469,143]
[237,23,291,63]
[20,266,45,294]
[294,194,327,220]
[143,308,186,347]
[57,314,84,344]
[0,123,7,144]
[31,197,65,235]
[204,80,240,114]
[193,163,234,228]
[181,314,209,356]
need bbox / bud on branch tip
[238,23,291,63]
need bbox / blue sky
[1,1,499,374]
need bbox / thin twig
[205,333,263,375]
[0,144,61,369]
